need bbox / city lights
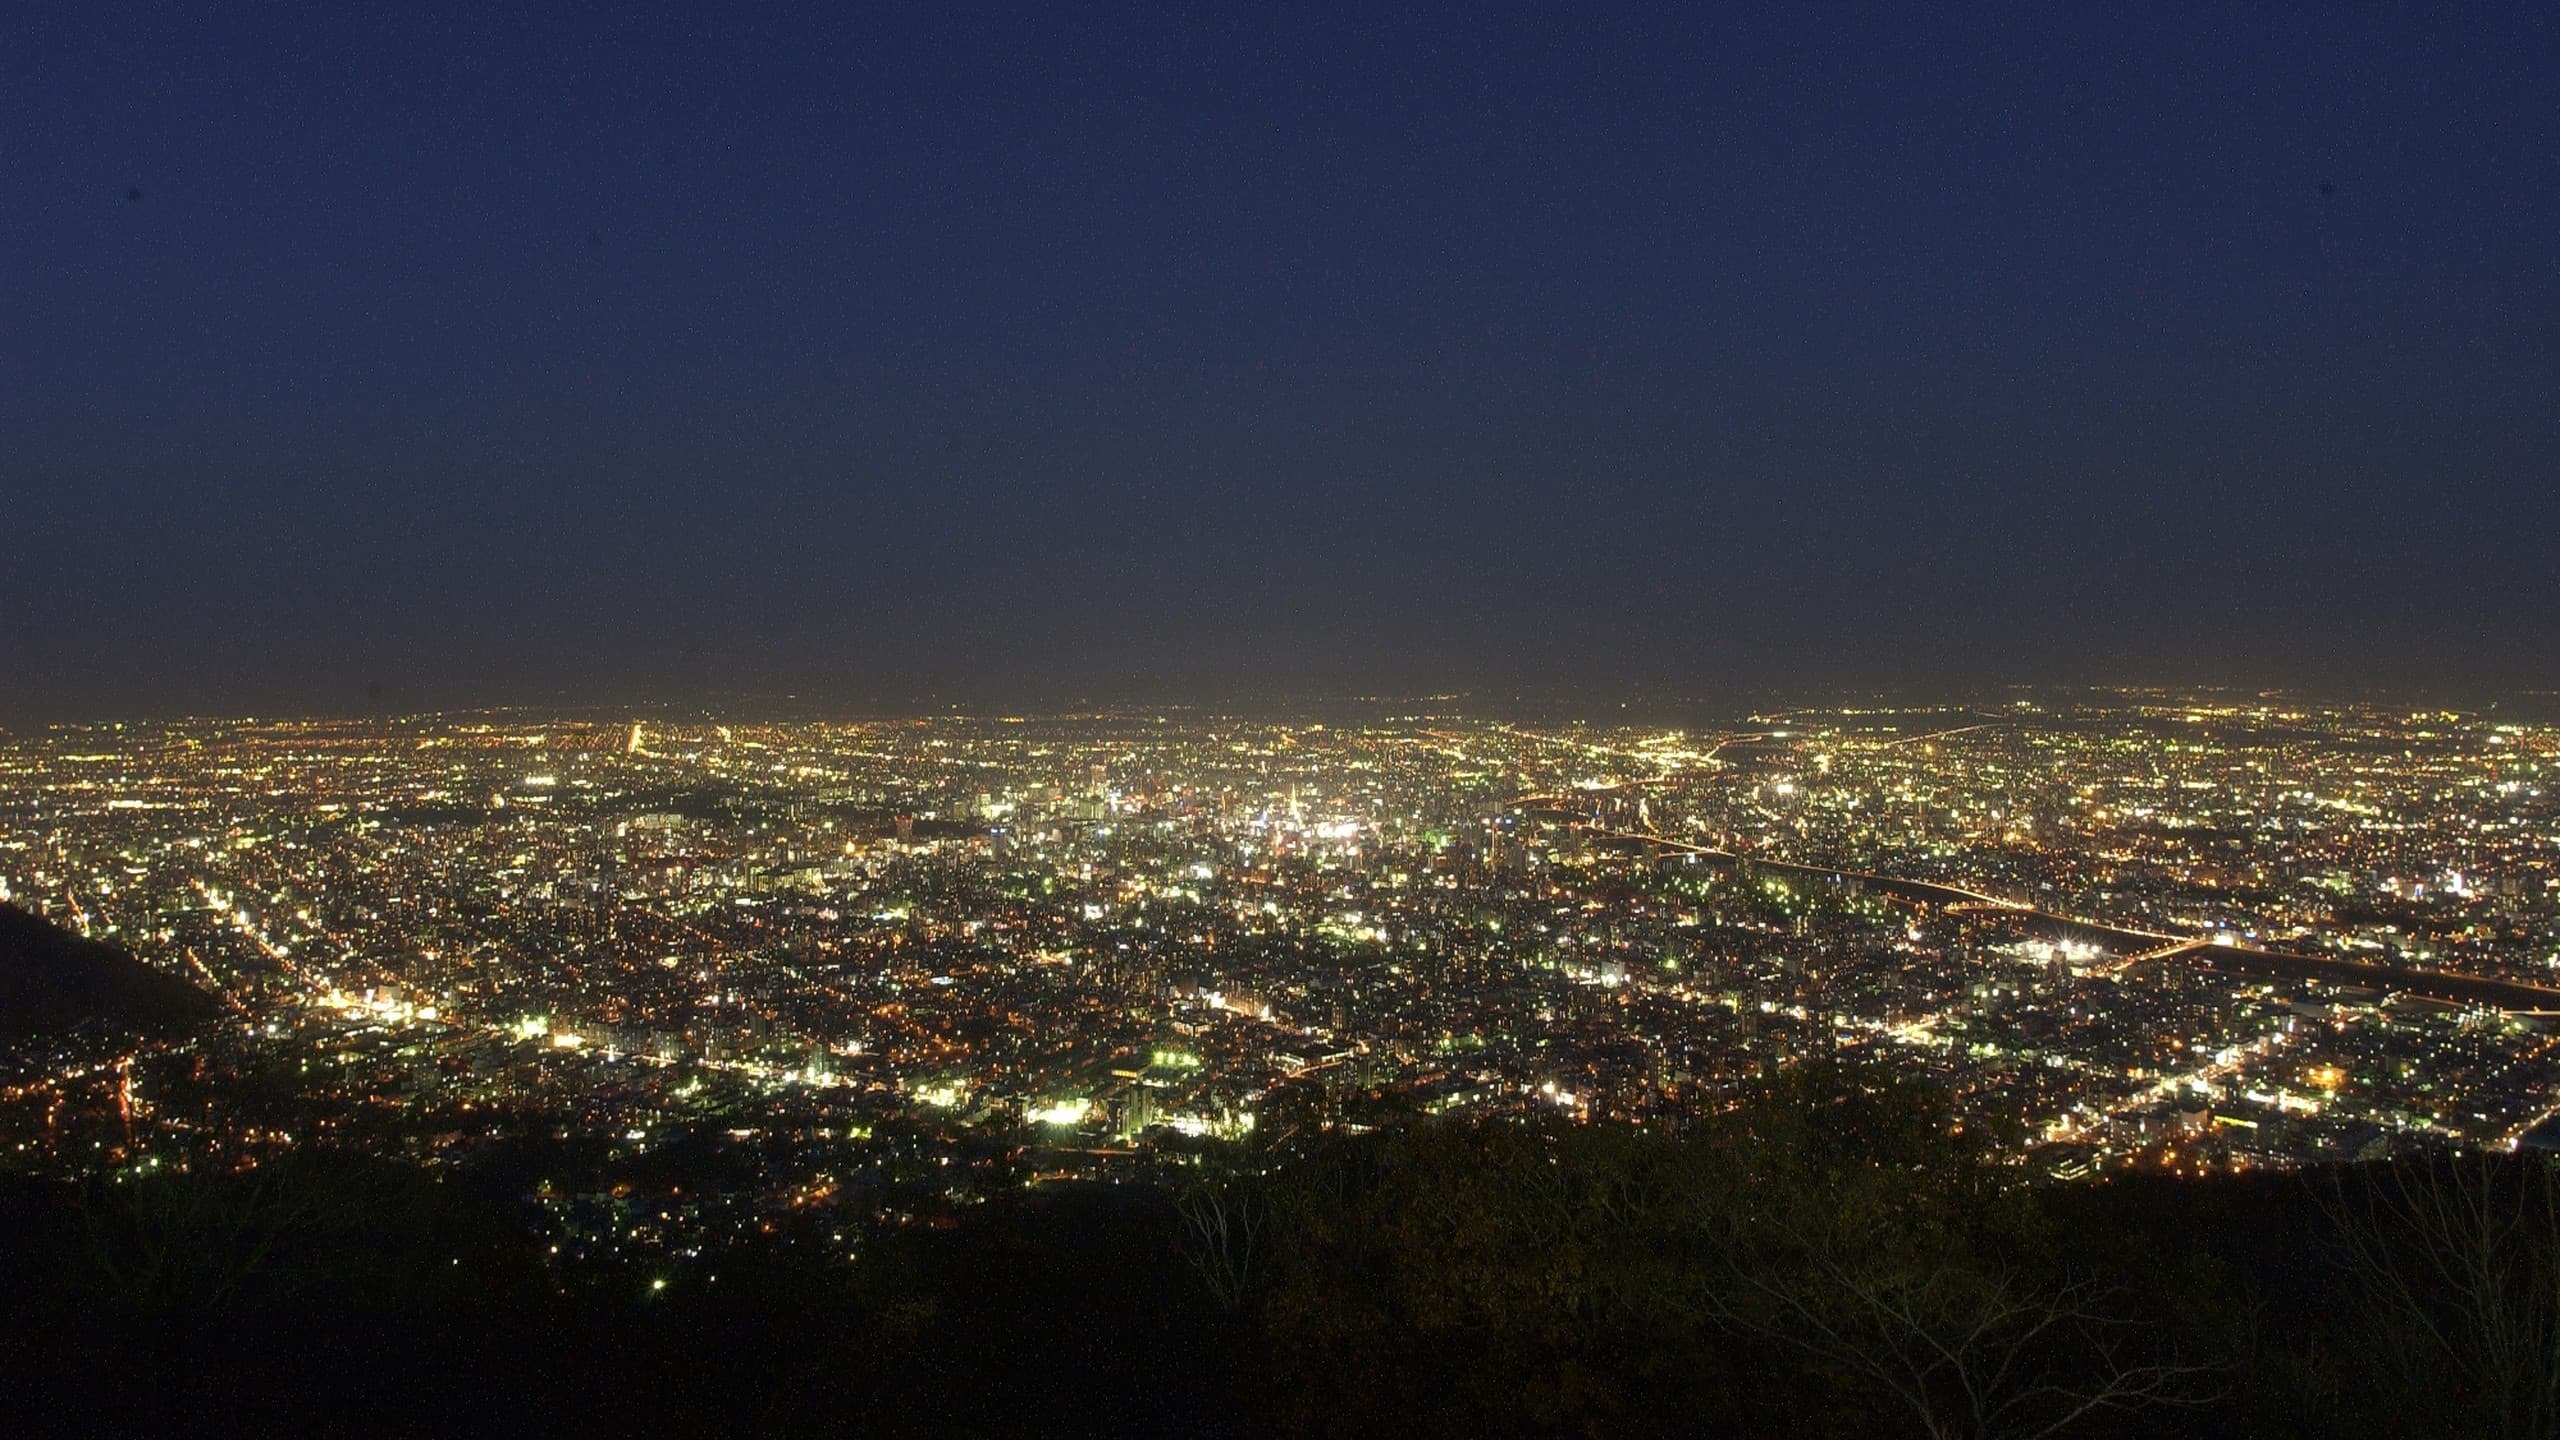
[2,692,2555,1262]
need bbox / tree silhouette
[2322,1155,2560,1440]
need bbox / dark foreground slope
[1,1071,2545,1440]
[0,902,219,1035]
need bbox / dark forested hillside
[4,1065,2549,1439]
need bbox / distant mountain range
[0,903,220,1036]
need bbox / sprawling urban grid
[5,692,2557,1269]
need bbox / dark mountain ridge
[0,901,220,1035]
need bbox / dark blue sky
[7,2,2556,719]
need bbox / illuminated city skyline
[11,5,2560,1431]
[8,691,2555,1222]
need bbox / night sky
[7,3,2557,721]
